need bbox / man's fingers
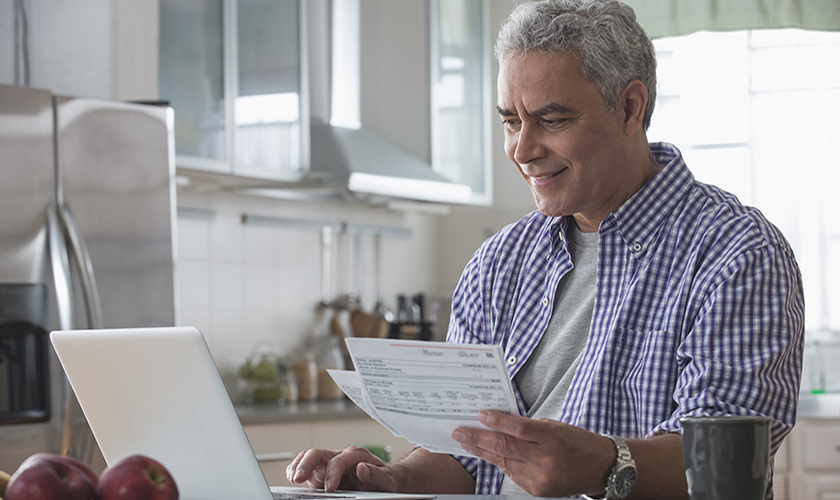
[286,446,393,492]
[353,462,398,492]
[287,448,338,485]
[321,447,387,492]
[453,425,522,462]
[286,451,304,481]
[477,410,540,440]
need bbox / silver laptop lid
[51,326,274,500]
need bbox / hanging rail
[240,213,412,239]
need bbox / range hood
[305,0,472,204]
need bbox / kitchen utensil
[371,233,394,322]
[350,309,389,338]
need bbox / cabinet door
[803,478,840,500]
[159,0,228,171]
[774,437,791,500]
[234,0,306,179]
[801,423,840,471]
[244,421,310,487]
[243,417,414,487]
[159,0,307,180]
[774,473,789,500]
[430,0,493,205]
[310,418,414,463]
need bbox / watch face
[613,465,638,496]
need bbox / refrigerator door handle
[49,202,84,458]
[47,202,74,330]
[60,204,103,330]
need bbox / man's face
[497,51,631,228]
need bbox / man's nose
[513,123,547,165]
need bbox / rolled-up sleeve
[654,241,805,453]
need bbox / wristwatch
[602,435,637,500]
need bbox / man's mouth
[529,167,566,184]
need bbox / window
[648,29,840,333]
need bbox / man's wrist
[579,434,618,499]
[583,435,637,500]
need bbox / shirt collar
[603,142,694,255]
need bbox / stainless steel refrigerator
[0,83,178,470]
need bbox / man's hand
[451,410,617,498]
[287,446,476,495]
[287,446,397,492]
[451,410,688,499]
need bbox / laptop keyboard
[272,493,354,500]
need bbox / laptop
[50,326,436,500]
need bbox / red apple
[5,453,97,500]
[97,455,178,500]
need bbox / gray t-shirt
[498,220,598,496]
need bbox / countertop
[797,392,840,419]
[236,398,366,426]
[236,393,840,426]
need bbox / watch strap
[580,435,637,500]
[604,435,636,500]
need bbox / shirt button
[542,297,550,307]
[507,356,517,365]
[632,242,642,252]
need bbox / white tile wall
[175,188,448,394]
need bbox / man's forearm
[388,448,476,494]
[626,432,687,500]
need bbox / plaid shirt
[447,143,805,496]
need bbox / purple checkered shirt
[446,143,805,497]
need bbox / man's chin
[534,202,567,218]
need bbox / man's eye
[502,119,521,130]
[542,118,568,127]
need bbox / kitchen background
[0,0,536,392]
[1,0,840,496]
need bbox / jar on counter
[315,335,346,400]
[808,340,826,394]
[289,351,318,401]
[238,342,286,405]
[276,357,299,404]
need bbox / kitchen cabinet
[243,414,413,487]
[430,0,494,205]
[782,418,840,500]
[159,0,492,205]
[159,0,307,182]
[775,434,790,500]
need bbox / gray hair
[495,0,657,129]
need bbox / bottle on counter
[397,295,409,324]
[289,350,318,402]
[276,357,299,404]
[808,340,826,394]
[315,335,346,400]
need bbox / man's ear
[619,80,648,136]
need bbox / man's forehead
[496,52,594,115]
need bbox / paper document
[329,338,519,456]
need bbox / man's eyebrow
[496,105,516,117]
[495,103,573,117]
[529,103,574,116]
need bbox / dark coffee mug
[680,415,772,500]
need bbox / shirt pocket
[608,327,681,436]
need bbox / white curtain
[624,0,840,38]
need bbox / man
[287,1,804,498]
